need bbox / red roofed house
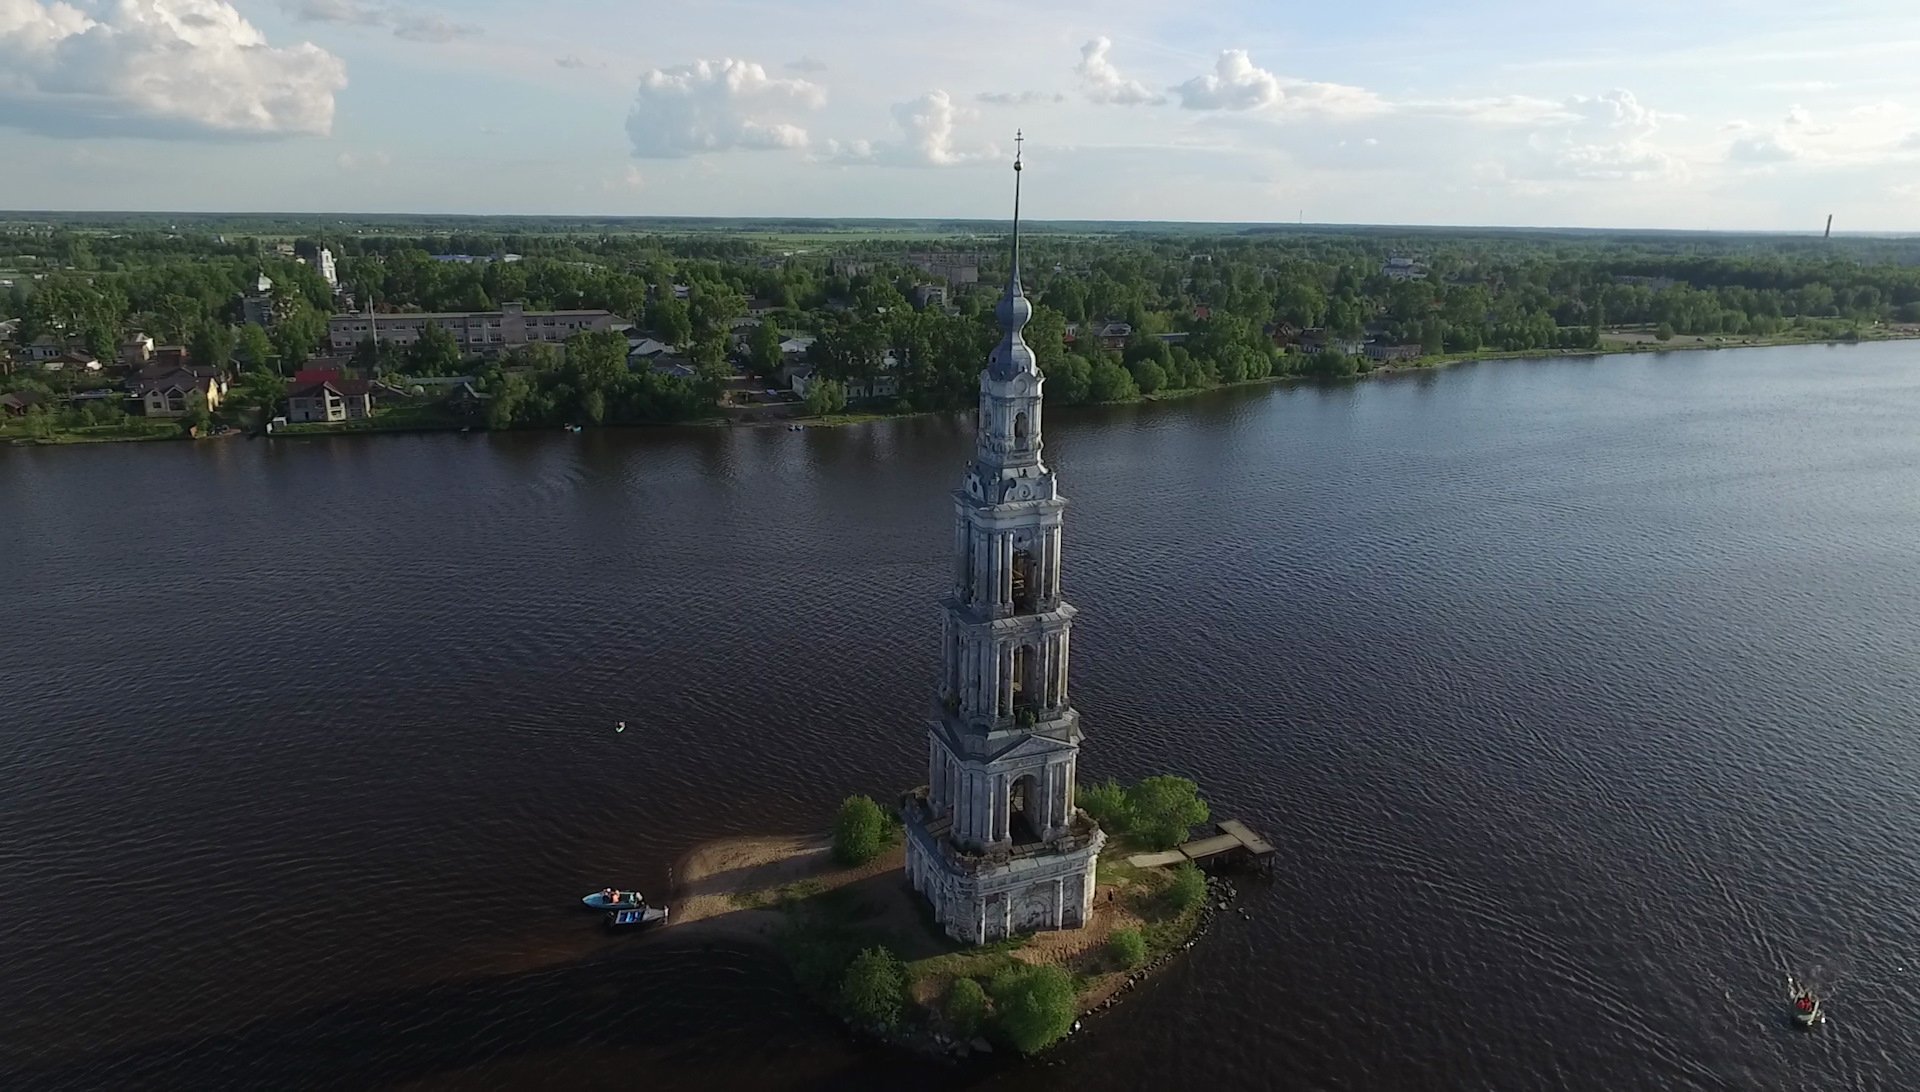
[287,371,373,423]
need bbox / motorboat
[606,903,670,931]
[1792,987,1825,1029]
[582,889,644,910]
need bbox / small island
[667,776,1246,1057]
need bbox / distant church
[902,138,1105,945]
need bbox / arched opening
[1012,410,1030,447]
[1010,549,1035,611]
[1010,643,1030,715]
[1008,773,1043,846]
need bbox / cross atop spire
[1010,129,1024,290]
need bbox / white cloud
[1076,37,1163,106]
[828,89,997,167]
[1722,104,1919,168]
[0,0,347,139]
[785,56,827,73]
[391,13,478,43]
[337,150,390,170]
[1174,49,1282,111]
[977,90,1065,106]
[555,55,589,70]
[601,165,645,191]
[282,1,476,42]
[627,58,823,158]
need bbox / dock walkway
[1126,818,1275,870]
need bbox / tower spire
[1010,129,1023,289]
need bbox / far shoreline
[9,330,1915,449]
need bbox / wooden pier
[1126,818,1276,871]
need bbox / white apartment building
[327,301,616,357]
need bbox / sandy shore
[667,833,911,943]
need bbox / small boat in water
[606,903,670,931]
[1792,987,1825,1028]
[582,888,644,910]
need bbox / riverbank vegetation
[10,215,1920,442]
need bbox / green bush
[989,964,1077,1054]
[832,794,887,866]
[1077,779,1132,831]
[944,976,988,1037]
[839,946,907,1029]
[1654,322,1675,341]
[1107,927,1147,969]
[1167,861,1207,913]
[1124,776,1210,850]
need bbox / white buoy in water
[616,721,626,733]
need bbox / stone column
[1051,526,1063,595]
[1003,532,1016,606]
[1053,877,1065,927]
[1002,897,1012,939]
[928,736,941,809]
[953,516,968,594]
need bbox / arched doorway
[1010,549,1035,611]
[1012,410,1030,447]
[1008,773,1043,845]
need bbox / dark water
[5,342,1920,1091]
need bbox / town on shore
[5,217,1920,445]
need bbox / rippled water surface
[5,343,1920,1091]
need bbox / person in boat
[1797,996,1814,1012]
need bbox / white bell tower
[904,134,1105,945]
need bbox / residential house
[135,368,225,417]
[0,390,46,417]
[240,272,275,327]
[45,352,102,373]
[1095,322,1132,351]
[626,337,676,365]
[777,336,817,357]
[746,298,778,318]
[1381,256,1428,282]
[118,334,155,367]
[1299,329,1366,357]
[1265,322,1303,348]
[1364,342,1422,363]
[443,381,494,420]
[650,359,697,380]
[911,284,948,310]
[25,335,67,363]
[287,375,373,422]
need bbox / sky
[3,0,1920,230]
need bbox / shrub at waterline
[1125,775,1210,850]
[1106,926,1147,969]
[1167,861,1208,913]
[944,976,988,1037]
[1076,775,1210,850]
[989,964,1078,1055]
[1076,779,1132,831]
[839,946,908,1029]
[833,794,888,866]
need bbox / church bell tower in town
[903,135,1105,945]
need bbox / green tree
[1167,861,1207,913]
[647,294,693,346]
[747,320,783,380]
[1128,359,1166,395]
[805,377,848,417]
[1654,321,1675,341]
[1042,354,1092,405]
[237,324,276,372]
[1124,776,1210,850]
[406,323,464,375]
[832,794,887,866]
[989,965,1077,1055]
[1076,779,1132,832]
[839,947,908,1030]
[187,322,235,373]
[944,977,988,1037]
[1107,927,1147,969]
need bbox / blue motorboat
[606,904,670,931]
[582,888,644,910]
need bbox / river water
[4,342,1919,1090]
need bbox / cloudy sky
[3,0,1919,230]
